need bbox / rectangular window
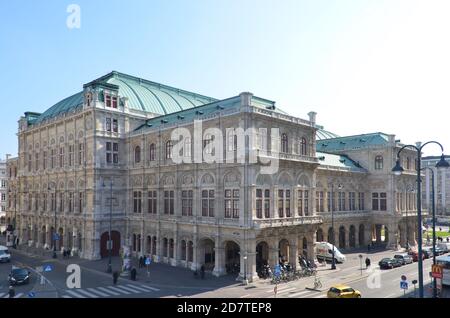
[285,190,291,217]
[264,189,270,218]
[133,191,142,213]
[28,154,32,172]
[225,190,232,218]
[78,192,83,213]
[304,190,309,216]
[298,190,304,216]
[35,153,39,171]
[69,145,74,167]
[106,142,119,164]
[113,119,118,133]
[232,189,240,219]
[225,189,239,219]
[59,147,65,168]
[35,193,39,212]
[148,191,157,214]
[105,93,111,107]
[51,149,55,169]
[106,118,111,132]
[112,96,118,108]
[164,191,174,215]
[69,192,73,213]
[182,190,193,216]
[349,192,356,211]
[358,192,365,210]
[113,143,119,164]
[43,193,47,211]
[278,190,284,218]
[59,192,64,212]
[372,193,379,211]
[43,151,47,170]
[256,189,263,219]
[380,193,387,211]
[317,191,324,212]
[78,143,84,165]
[202,190,215,217]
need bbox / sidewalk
[14,245,240,291]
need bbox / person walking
[365,257,371,269]
[113,271,119,285]
[131,267,137,281]
[139,256,144,269]
[200,265,205,280]
[8,286,15,298]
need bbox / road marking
[313,294,327,298]
[125,284,160,292]
[73,289,100,298]
[86,288,111,297]
[14,293,24,298]
[97,286,121,296]
[384,293,396,298]
[240,294,252,298]
[113,285,142,293]
[288,290,311,298]
[62,295,71,298]
[274,287,297,295]
[265,286,296,293]
[2,293,23,298]
[65,289,87,298]
[107,286,132,294]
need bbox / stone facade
[9,71,423,282]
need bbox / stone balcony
[256,150,319,164]
[252,215,322,229]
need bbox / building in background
[423,155,450,220]
[0,159,7,233]
[10,71,422,281]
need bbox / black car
[378,258,402,269]
[9,268,31,285]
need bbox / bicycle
[313,276,322,290]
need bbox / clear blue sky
[1,0,450,158]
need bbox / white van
[0,246,11,263]
[315,242,346,263]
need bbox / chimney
[240,92,253,107]
[308,111,317,125]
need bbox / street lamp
[330,183,343,270]
[392,142,449,298]
[243,255,248,284]
[423,167,438,298]
[48,186,57,259]
[102,178,113,274]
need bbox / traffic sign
[43,264,53,272]
[400,280,408,290]
[401,275,407,281]
[53,233,60,241]
[145,258,151,266]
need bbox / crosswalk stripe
[107,286,132,294]
[113,285,141,293]
[0,293,7,298]
[65,290,87,298]
[62,295,71,298]
[126,284,160,292]
[14,293,23,298]
[86,288,111,297]
[288,290,311,298]
[313,294,327,298]
[124,284,154,293]
[73,289,99,298]
[97,287,121,296]
[275,287,297,294]
[266,286,296,293]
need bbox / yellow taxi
[327,285,361,298]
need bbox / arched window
[149,143,156,161]
[184,137,191,158]
[375,155,383,170]
[134,146,141,163]
[165,141,173,159]
[204,134,213,154]
[281,133,288,153]
[300,137,308,156]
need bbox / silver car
[394,253,413,265]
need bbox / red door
[100,231,121,258]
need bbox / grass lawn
[425,230,450,238]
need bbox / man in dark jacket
[8,286,15,298]
[200,265,205,279]
[365,257,371,269]
[113,271,119,285]
[131,268,137,281]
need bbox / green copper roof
[32,71,218,124]
[316,133,391,152]
[34,92,84,124]
[105,72,217,115]
[316,128,340,140]
[317,151,366,172]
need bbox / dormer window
[86,92,93,107]
[375,155,383,170]
[105,93,111,107]
[112,96,118,108]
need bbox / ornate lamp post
[103,178,113,273]
[392,142,449,298]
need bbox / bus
[436,255,450,286]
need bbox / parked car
[379,258,402,269]
[327,285,361,298]
[422,248,433,259]
[435,247,446,256]
[410,251,425,262]
[394,253,413,265]
[8,267,31,285]
[437,242,450,253]
[0,246,11,263]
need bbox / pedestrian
[447,237,449,243]
[365,257,371,269]
[200,265,205,280]
[139,256,144,269]
[131,267,137,281]
[67,248,71,258]
[8,286,15,298]
[113,271,119,285]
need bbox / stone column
[289,237,300,270]
[72,227,79,255]
[213,239,225,277]
[307,231,316,262]
[269,238,280,267]
[191,234,198,271]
